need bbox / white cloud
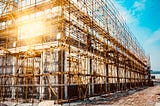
[145,29,160,45]
[115,0,146,19]
[113,0,138,25]
[131,0,146,17]
[133,0,146,11]
[143,29,160,70]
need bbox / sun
[18,21,45,39]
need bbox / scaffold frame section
[0,0,150,104]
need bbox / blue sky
[114,0,160,71]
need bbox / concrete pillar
[116,53,120,91]
[39,51,45,100]
[58,50,65,100]
[106,64,109,92]
[12,56,17,99]
[88,58,91,96]
[90,59,94,95]
[64,77,68,99]
[124,63,127,90]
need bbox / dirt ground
[75,85,160,106]
[1,86,160,106]
[108,85,160,106]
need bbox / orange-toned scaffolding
[0,0,150,104]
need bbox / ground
[108,85,160,106]
[1,85,160,106]
[71,85,160,106]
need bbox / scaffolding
[0,0,150,104]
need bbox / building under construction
[0,0,150,104]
